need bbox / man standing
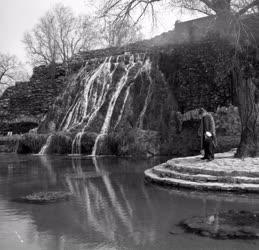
[198,108,216,161]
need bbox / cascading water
[70,57,114,154]
[91,55,138,156]
[61,96,82,131]
[38,134,54,155]
[71,132,84,155]
[40,52,155,155]
[138,59,153,129]
[114,85,131,130]
[38,66,88,154]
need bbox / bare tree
[23,13,58,66]
[97,0,259,20]
[23,3,97,66]
[0,53,30,95]
[0,53,29,86]
[53,4,98,64]
[96,0,259,40]
[94,0,259,157]
[101,17,143,47]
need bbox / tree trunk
[233,64,259,158]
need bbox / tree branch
[237,0,259,16]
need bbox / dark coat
[198,113,216,149]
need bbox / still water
[0,153,258,250]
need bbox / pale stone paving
[145,150,259,192]
[166,150,259,174]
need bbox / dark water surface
[0,153,258,250]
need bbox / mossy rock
[41,132,72,154]
[13,191,72,204]
[94,133,119,156]
[80,132,97,154]
[179,210,259,240]
[16,133,48,154]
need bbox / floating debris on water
[13,191,72,204]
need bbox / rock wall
[159,39,234,113]
[36,39,246,157]
[0,65,66,135]
[0,35,257,156]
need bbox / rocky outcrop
[0,65,66,135]
[36,39,246,156]
[1,32,257,156]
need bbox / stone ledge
[153,165,259,184]
[165,151,259,177]
[145,169,259,192]
[145,150,259,193]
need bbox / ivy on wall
[159,38,235,112]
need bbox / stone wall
[0,65,66,135]
[173,14,259,44]
[159,39,234,113]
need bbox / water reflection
[0,154,259,250]
[39,155,57,184]
[65,156,157,245]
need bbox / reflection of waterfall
[71,157,84,177]
[38,134,54,155]
[65,156,156,244]
[39,155,57,184]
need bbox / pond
[0,153,258,250]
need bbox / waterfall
[91,134,103,156]
[70,57,113,154]
[59,94,80,130]
[91,55,138,156]
[48,52,148,156]
[138,59,153,129]
[114,85,131,129]
[62,97,82,131]
[38,134,54,155]
[59,64,91,131]
[71,132,83,155]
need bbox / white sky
[0,0,200,68]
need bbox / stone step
[163,162,259,178]
[152,165,259,184]
[145,169,259,193]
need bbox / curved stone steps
[163,163,259,178]
[152,165,259,184]
[145,168,259,193]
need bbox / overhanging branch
[237,0,259,16]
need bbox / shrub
[43,132,72,154]
[16,134,48,154]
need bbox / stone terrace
[145,150,259,193]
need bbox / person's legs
[203,138,210,159]
[207,138,214,160]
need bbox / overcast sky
[0,0,199,68]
